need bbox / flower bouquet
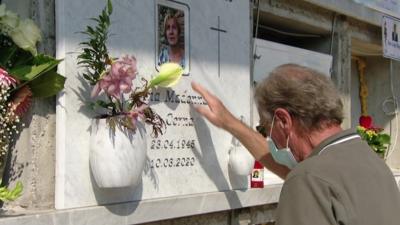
[357,115,391,158]
[78,0,183,188]
[0,4,65,201]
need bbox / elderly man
[191,64,400,225]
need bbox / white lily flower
[10,19,42,56]
[149,63,183,88]
[2,10,19,30]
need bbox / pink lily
[91,55,137,99]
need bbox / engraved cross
[210,16,227,77]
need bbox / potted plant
[0,4,66,201]
[78,0,183,188]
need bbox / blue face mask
[267,115,298,169]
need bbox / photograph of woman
[159,12,184,66]
[156,0,189,74]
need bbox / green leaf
[0,181,23,202]
[378,134,391,144]
[28,71,66,98]
[32,54,61,66]
[11,182,23,196]
[89,17,101,23]
[96,100,114,109]
[11,51,34,67]
[86,26,96,35]
[107,0,113,15]
[82,73,95,83]
[10,55,62,81]
[77,0,112,100]
[10,64,49,80]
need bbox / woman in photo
[158,12,185,68]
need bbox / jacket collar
[310,129,359,157]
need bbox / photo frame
[155,0,190,75]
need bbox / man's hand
[191,82,236,130]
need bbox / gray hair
[255,64,343,132]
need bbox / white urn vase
[89,118,147,188]
[228,146,255,176]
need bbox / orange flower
[10,86,32,118]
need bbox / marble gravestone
[55,0,251,209]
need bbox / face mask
[267,115,298,169]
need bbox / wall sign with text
[383,16,400,61]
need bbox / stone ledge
[302,0,385,27]
[1,171,398,225]
[0,185,283,225]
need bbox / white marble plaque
[55,0,251,209]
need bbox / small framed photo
[155,0,190,75]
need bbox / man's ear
[274,108,292,130]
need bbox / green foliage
[0,34,32,69]
[357,126,391,158]
[77,0,113,85]
[10,63,53,81]
[7,54,65,97]
[0,32,65,98]
[78,0,119,118]
[0,181,23,202]
[10,54,61,80]
[88,100,115,112]
[28,70,66,98]
[0,3,65,205]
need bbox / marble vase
[89,118,147,188]
[228,146,255,176]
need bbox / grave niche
[55,0,251,209]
